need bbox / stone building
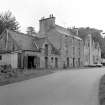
[0,29,60,69]
[84,34,101,66]
[0,15,85,69]
[39,15,84,68]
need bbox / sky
[1,0,105,34]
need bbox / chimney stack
[39,14,56,34]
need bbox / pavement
[0,67,105,105]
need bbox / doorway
[28,56,34,69]
[27,56,40,69]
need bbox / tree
[26,26,36,35]
[77,27,105,58]
[0,11,20,34]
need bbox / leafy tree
[26,26,36,35]
[0,11,20,34]
[71,27,105,58]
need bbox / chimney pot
[50,14,51,18]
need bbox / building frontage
[84,34,101,66]
[67,27,102,66]
[0,15,100,69]
[39,15,84,68]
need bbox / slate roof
[7,29,39,51]
[55,25,82,40]
[0,29,60,55]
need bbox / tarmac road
[0,67,105,105]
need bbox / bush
[0,64,12,73]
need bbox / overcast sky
[1,0,105,33]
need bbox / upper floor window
[45,44,48,51]
[45,44,48,55]
[51,57,53,63]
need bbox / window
[67,57,69,67]
[55,57,58,68]
[78,58,80,66]
[45,44,48,49]
[45,44,48,56]
[51,57,53,63]
[88,42,90,47]
[45,57,48,68]
[0,55,2,60]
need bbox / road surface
[0,68,105,105]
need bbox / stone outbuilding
[0,29,60,69]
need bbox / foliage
[26,26,36,35]
[0,11,20,34]
[73,27,105,58]
[77,27,102,41]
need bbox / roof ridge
[55,25,82,40]
[7,29,38,39]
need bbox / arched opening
[45,44,48,56]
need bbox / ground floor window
[55,57,58,68]
[73,58,75,67]
[45,56,48,69]
[0,55,2,60]
[78,58,80,66]
[67,57,69,67]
